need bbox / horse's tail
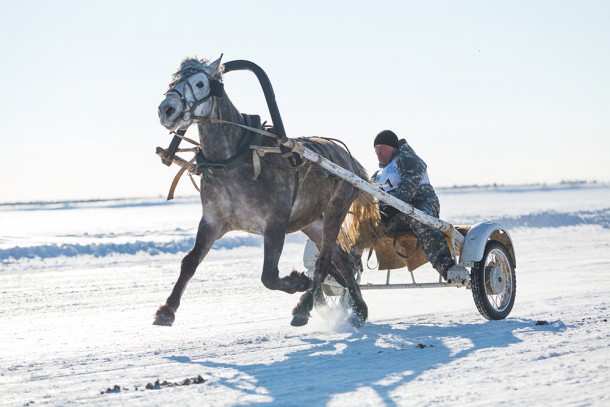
[338,189,382,254]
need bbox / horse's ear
[209,54,223,74]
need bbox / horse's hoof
[288,269,313,292]
[153,306,175,326]
[153,317,173,326]
[348,312,366,329]
[290,314,310,327]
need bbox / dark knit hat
[374,130,399,149]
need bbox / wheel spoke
[484,249,513,311]
[472,241,516,320]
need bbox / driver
[372,130,463,281]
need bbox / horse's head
[158,55,224,131]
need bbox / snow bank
[2,208,608,262]
[1,185,608,263]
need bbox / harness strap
[251,146,282,180]
[366,248,378,269]
[173,132,200,146]
[161,116,316,199]
[197,117,279,139]
[292,171,299,206]
[167,154,197,200]
[195,114,262,175]
[252,149,262,180]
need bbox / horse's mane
[296,137,368,179]
[168,57,224,90]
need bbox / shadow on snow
[166,318,563,405]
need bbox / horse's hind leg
[154,217,218,326]
[292,191,367,327]
[332,244,368,326]
[292,240,368,327]
[291,244,337,326]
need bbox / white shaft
[281,138,465,249]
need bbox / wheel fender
[458,222,516,268]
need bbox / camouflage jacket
[372,139,440,217]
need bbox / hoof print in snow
[144,376,206,391]
[103,376,206,395]
[101,385,124,394]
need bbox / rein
[164,117,281,200]
[198,118,279,139]
[164,117,360,200]
[163,66,357,200]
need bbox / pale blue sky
[1,0,609,202]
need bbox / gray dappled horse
[155,55,370,327]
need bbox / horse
[154,55,374,327]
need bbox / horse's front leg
[154,217,218,326]
[260,222,312,294]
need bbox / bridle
[164,68,225,127]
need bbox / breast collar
[195,114,263,174]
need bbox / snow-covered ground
[1,184,609,406]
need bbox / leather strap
[167,155,197,200]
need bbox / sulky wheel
[471,241,516,320]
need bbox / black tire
[471,241,516,320]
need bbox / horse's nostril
[165,106,176,118]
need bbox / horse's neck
[197,97,244,161]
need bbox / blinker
[210,80,224,97]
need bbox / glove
[379,204,398,222]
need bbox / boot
[445,265,469,284]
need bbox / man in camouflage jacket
[372,130,455,279]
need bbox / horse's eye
[196,81,204,89]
